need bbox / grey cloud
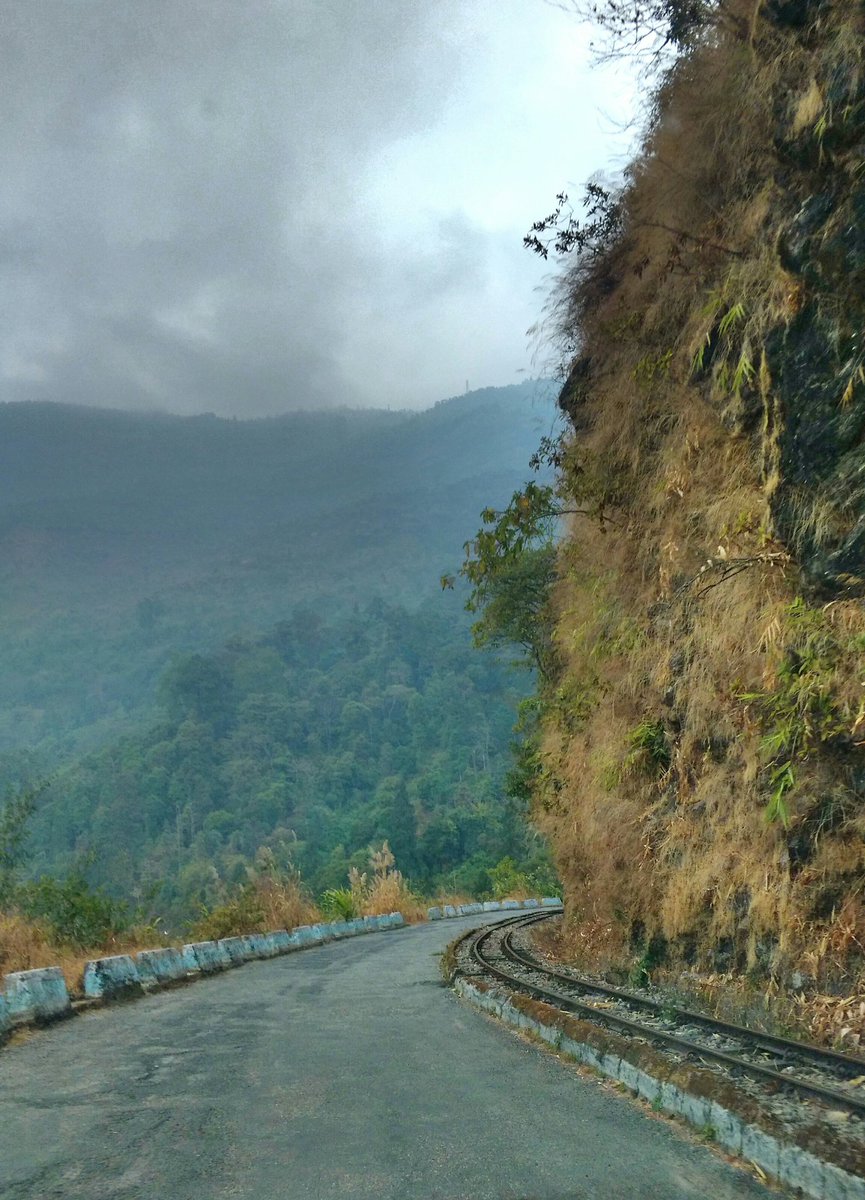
[0,0,628,414]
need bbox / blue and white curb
[3,906,423,1041]
[137,947,189,986]
[181,940,231,973]
[83,954,143,1000]
[3,967,72,1026]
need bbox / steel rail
[464,913,865,1118]
[499,923,865,1078]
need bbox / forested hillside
[1,382,560,925]
[493,0,865,1023]
[28,600,550,922]
[0,382,555,761]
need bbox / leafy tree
[0,781,46,906]
[18,863,130,949]
[443,480,561,678]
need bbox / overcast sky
[0,0,637,416]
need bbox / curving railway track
[457,911,865,1120]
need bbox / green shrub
[626,720,671,774]
[318,887,356,920]
[18,870,129,950]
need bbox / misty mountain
[0,381,556,761]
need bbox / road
[0,915,769,1199]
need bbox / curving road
[0,916,769,1199]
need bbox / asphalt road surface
[0,915,770,1199]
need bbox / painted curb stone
[4,967,72,1026]
[0,993,9,1039]
[483,901,502,912]
[541,897,561,907]
[427,907,443,920]
[257,932,281,957]
[83,955,143,1000]
[136,947,189,986]
[443,905,458,918]
[268,929,292,953]
[181,941,230,973]
[218,937,248,966]
[241,933,271,959]
[522,898,540,908]
[501,899,521,910]
[292,926,318,947]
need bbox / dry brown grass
[253,874,320,932]
[532,0,865,993]
[0,911,166,996]
[349,842,426,922]
[190,855,320,941]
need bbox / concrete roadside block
[501,899,521,910]
[522,898,540,908]
[482,901,502,912]
[218,937,248,966]
[241,933,270,959]
[4,967,72,1027]
[457,905,471,916]
[181,941,230,973]
[292,925,319,947]
[268,929,292,953]
[541,897,561,907]
[0,993,9,1041]
[240,934,263,959]
[258,932,281,957]
[346,918,364,935]
[83,955,143,1001]
[443,904,458,918]
[309,922,332,942]
[136,947,189,988]
[387,912,405,928]
[427,906,442,920]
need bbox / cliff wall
[536,0,865,1000]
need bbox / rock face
[530,1,865,992]
[771,164,865,595]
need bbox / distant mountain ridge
[0,382,557,760]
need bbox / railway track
[457,911,865,1119]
